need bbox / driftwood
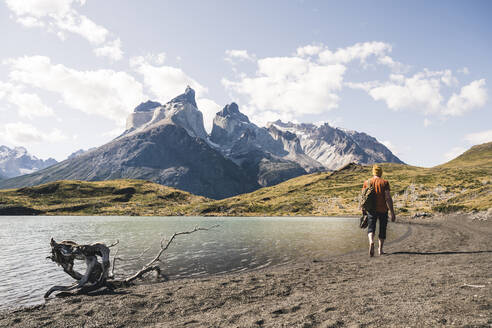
[45,225,218,298]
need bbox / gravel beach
[1,214,491,328]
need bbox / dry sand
[1,214,491,328]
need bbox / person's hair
[372,164,383,177]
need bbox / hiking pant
[367,211,388,239]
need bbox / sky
[0,0,491,166]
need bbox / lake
[0,216,406,310]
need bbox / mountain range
[0,87,402,198]
[0,146,57,179]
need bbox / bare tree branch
[111,246,151,279]
[45,225,219,297]
[122,225,219,284]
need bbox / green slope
[0,179,207,216]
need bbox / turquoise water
[0,216,405,310]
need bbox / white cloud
[223,56,345,121]
[367,73,443,114]
[5,0,123,61]
[5,55,146,124]
[354,69,487,117]
[54,9,108,44]
[5,0,74,17]
[0,81,54,118]
[0,122,66,144]
[94,38,123,61]
[464,129,492,145]
[16,16,46,27]
[130,54,207,103]
[423,118,431,127]
[225,50,255,62]
[223,42,412,126]
[196,98,221,133]
[444,146,467,161]
[8,91,55,119]
[129,54,219,129]
[318,41,392,65]
[296,44,324,57]
[444,79,487,116]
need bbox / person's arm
[361,181,367,215]
[385,189,396,222]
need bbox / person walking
[362,165,396,257]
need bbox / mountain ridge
[0,87,404,198]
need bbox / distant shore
[1,213,490,327]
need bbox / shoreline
[1,214,491,327]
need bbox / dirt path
[1,214,491,327]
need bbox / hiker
[362,165,396,257]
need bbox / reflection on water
[0,216,404,310]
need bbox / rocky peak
[217,103,250,123]
[170,86,197,108]
[134,100,162,112]
[267,125,297,141]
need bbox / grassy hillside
[1,142,490,216]
[0,179,207,216]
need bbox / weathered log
[45,225,218,298]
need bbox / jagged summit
[217,103,250,123]
[170,86,197,107]
[125,86,207,140]
[134,100,162,112]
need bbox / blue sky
[0,0,490,166]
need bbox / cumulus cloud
[296,44,324,57]
[318,41,392,65]
[130,53,207,102]
[5,55,146,124]
[225,50,256,63]
[130,53,220,130]
[350,69,487,117]
[0,122,66,144]
[444,79,487,116]
[5,0,123,61]
[464,129,492,145]
[223,55,345,121]
[93,38,123,61]
[0,81,54,118]
[8,91,55,119]
[223,41,412,125]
